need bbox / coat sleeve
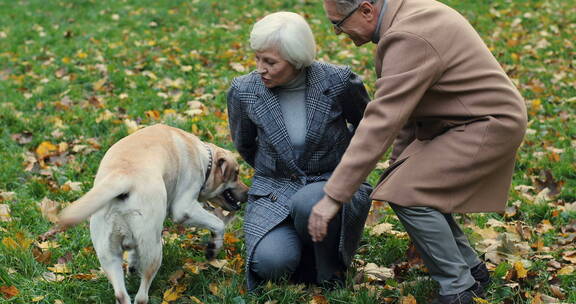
[338,72,370,132]
[227,82,257,167]
[324,32,443,203]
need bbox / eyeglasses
[331,0,375,32]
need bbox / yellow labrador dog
[53,124,247,304]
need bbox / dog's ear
[216,155,235,181]
[216,157,229,180]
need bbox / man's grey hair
[329,0,375,15]
[249,12,316,70]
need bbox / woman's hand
[308,195,342,242]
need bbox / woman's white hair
[250,12,316,70]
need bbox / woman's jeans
[250,182,343,284]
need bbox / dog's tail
[58,172,132,227]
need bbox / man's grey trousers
[389,203,482,295]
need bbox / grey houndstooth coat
[227,61,373,290]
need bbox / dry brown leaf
[549,285,565,299]
[0,285,19,299]
[93,78,107,92]
[39,197,60,223]
[168,269,185,284]
[370,222,394,236]
[0,191,16,202]
[32,247,52,265]
[208,282,219,296]
[208,259,228,269]
[96,109,115,123]
[561,250,576,264]
[362,262,394,281]
[41,271,65,282]
[310,294,329,304]
[230,62,246,73]
[35,240,60,251]
[535,220,555,234]
[71,273,98,280]
[471,227,500,240]
[60,181,82,192]
[0,204,12,222]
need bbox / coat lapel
[299,63,333,167]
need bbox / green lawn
[0,0,574,303]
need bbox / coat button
[270,194,277,202]
[290,174,299,182]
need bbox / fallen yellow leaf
[47,263,71,274]
[145,110,161,120]
[162,285,186,302]
[190,296,205,304]
[36,141,58,161]
[400,294,417,304]
[557,266,574,275]
[514,261,528,279]
[224,233,240,245]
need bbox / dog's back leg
[91,217,131,304]
[131,188,166,304]
[133,240,162,304]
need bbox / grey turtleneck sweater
[277,69,307,158]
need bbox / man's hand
[308,195,342,242]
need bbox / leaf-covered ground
[0,0,574,303]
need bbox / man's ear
[360,1,376,21]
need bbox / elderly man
[308,0,527,303]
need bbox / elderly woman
[227,12,372,290]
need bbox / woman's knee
[290,182,326,217]
[251,224,302,281]
[251,245,301,280]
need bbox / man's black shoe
[432,282,484,304]
[471,262,491,290]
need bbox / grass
[1,0,575,303]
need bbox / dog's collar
[200,142,213,191]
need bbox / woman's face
[255,47,299,88]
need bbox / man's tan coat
[324,0,527,213]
